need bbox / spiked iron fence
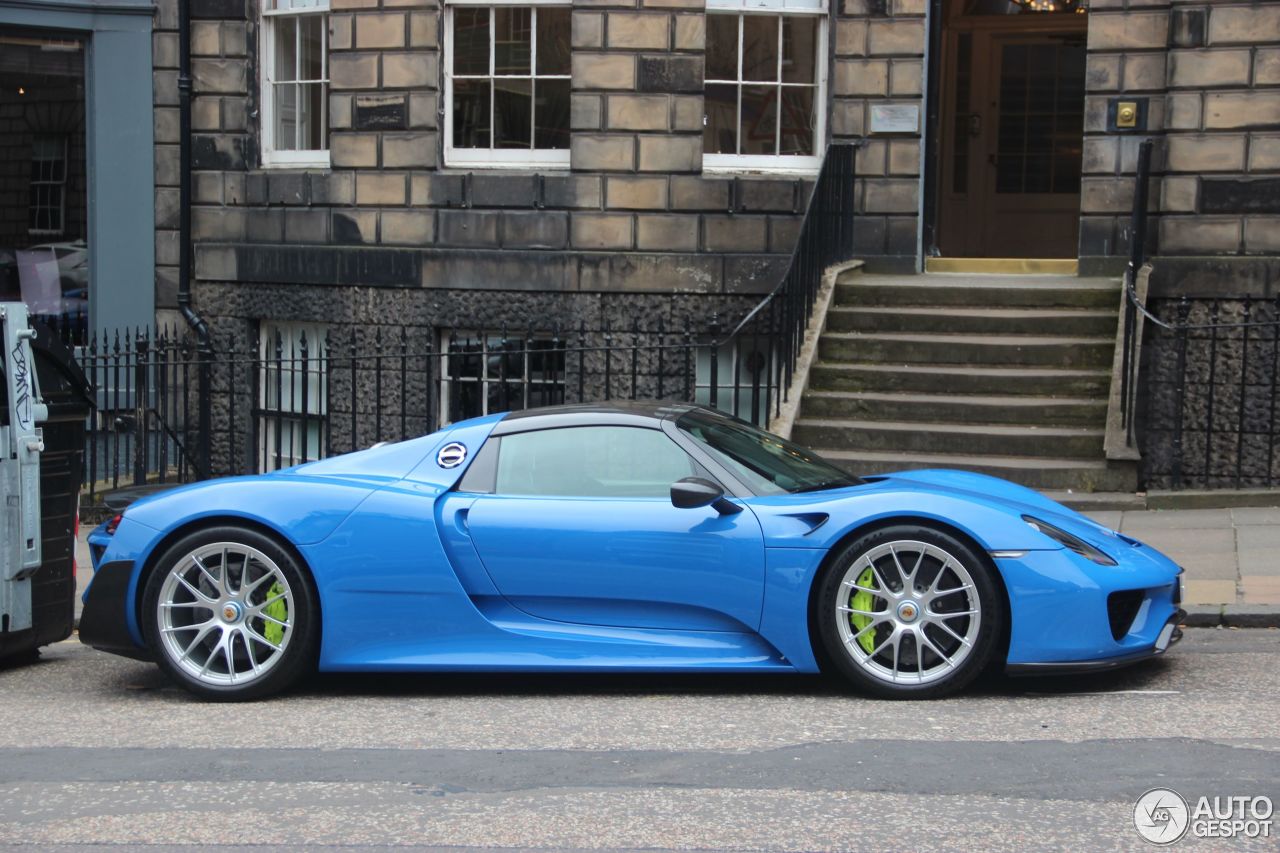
[77,144,858,502]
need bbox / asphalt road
[0,629,1277,852]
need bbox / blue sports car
[79,402,1184,700]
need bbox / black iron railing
[73,143,858,503]
[1115,139,1280,490]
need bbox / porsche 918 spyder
[79,402,1184,700]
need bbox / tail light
[105,514,123,536]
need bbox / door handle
[455,507,470,535]
[968,113,982,138]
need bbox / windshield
[677,410,862,495]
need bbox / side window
[495,426,697,498]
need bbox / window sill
[702,163,822,178]
[261,152,332,170]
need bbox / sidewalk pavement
[72,505,1280,627]
[1080,506,1279,627]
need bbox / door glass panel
[995,40,1084,194]
[495,427,697,498]
[951,32,972,194]
[963,0,1088,13]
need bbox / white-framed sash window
[261,0,330,168]
[703,0,827,174]
[444,0,572,168]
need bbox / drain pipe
[176,0,205,338]
[176,0,212,477]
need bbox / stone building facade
[132,0,1280,465]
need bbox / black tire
[815,523,1004,699]
[141,525,319,701]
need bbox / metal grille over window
[445,2,571,167]
[441,331,566,423]
[262,0,330,166]
[703,0,826,173]
[258,322,328,472]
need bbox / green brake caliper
[849,566,877,654]
[263,582,288,646]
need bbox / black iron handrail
[1115,139,1280,490]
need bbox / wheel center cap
[221,601,243,623]
[897,601,919,623]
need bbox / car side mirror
[671,477,742,515]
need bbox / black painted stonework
[1170,8,1206,49]
[353,95,408,131]
[1200,178,1280,215]
[192,135,249,171]
[637,57,703,94]
[235,245,421,288]
[191,0,247,20]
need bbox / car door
[461,424,766,632]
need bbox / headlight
[1022,515,1117,566]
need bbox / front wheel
[816,524,1004,699]
[142,526,319,701]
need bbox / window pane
[453,7,490,75]
[704,84,738,154]
[779,86,813,155]
[740,85,777,155]
[301,81,327,150]
[274,16,297,82]
[534,78,570,149]
[742,15,778,82]
[536,7,570,75]
[453,79,491,147]
[494,7,531,75]
[300,14,325,80]
[706,15,738,81]
[274,82,299,149]
[494,78,532,148]
[781,16,816,84]
[495,427,697,498]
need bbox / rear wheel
[142,526,318,700]
[816,524,1003,699]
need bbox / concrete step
[834,274,1120,310]
[791,418,1105,459]
[815,449,1140,493]
[817,332,1115,369]
[807,363,1113,396]
[799,389,1107,427]
[825,305,1118,337]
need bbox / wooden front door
[937,8,1087,258]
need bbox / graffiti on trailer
[9,339,33,431]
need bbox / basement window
[258,321,328,471]
[440,330,566,423]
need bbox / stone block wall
[1082,0,1280,271]
[157,0,911,327]
[833,0,926,268]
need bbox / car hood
[865,469,1134,553]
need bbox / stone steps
[817,449,1140,493]
[825,305,1118,336]
[792,418,1105,459]
[790,269,1134,493]
[800,389,1107,427]
[817,331,1115,369]
[806,362,1113,396]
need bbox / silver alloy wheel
[155,541,295,687]
[834,540,982,686]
